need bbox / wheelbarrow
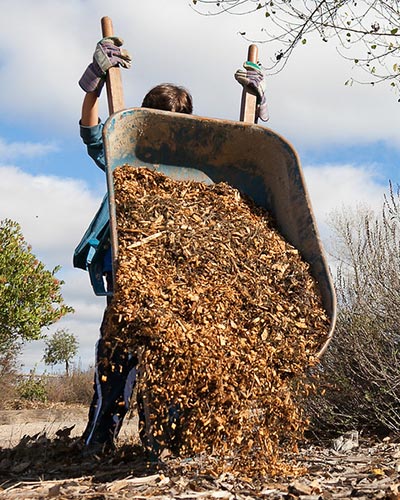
[85,17,336,357]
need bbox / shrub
[305,185,400,437]
[44,367,94,405]
[17,372,48,403]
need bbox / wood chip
[103,166,330,477]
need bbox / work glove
[234,61,269,122]
[79,36,132,95]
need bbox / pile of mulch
[104,166,330,476]
[1,431,400,499]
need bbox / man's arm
[81,92,100,127]
[79,37,131,127]
[79,91,105,171]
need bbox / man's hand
[79,37,132,95]
[235,61,269,122]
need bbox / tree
[0,219,73,366]
[305,184,400,435]
[43,329,79,376]
[192,0,400,91]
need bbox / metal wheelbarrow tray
[102,108,336,356]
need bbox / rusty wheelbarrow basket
[101,108,336,356]
[83,17,336,358]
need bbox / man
[74,36,267,454]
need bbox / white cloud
[265,36,400,148]
[0,166,101,266]
[0,0,398,149]
[304,163,387,242]
[0,138,58,162]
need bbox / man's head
[141,84,193,114]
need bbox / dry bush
[44,367,94,405]
[0,357,21,409]
[0,367,94,408]
[306,185,400,437]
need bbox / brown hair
[141,83,193,114]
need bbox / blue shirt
[73,121,111,271]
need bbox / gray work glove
[79,36,132,95]
[235,61,269,122]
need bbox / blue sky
[0,0,398,373]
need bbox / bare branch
[192,0,400,92]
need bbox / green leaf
[0,218,73,357]
[391,28,398,35]
[301,38,307,45]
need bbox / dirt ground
[0,405,400,499]
[0,404,138,448]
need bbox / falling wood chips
[103,165,330,477]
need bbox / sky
[0,0,398,373]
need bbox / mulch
[0,430,399,499]
[102,166,330,476]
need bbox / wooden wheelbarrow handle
[100,17,125,280]
[101,16,125,114]
[240,44,259,124]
